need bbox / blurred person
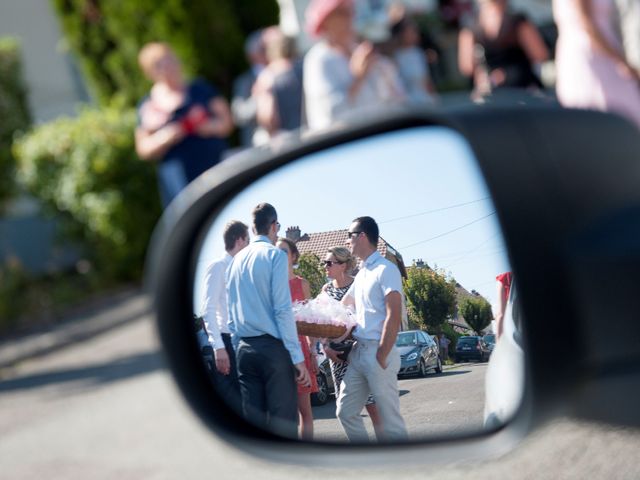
[276,237,319,440]
[457,0,549,99]
[438,332,450,361]
[390,17,438,104]
[252,27,304,143]
[303,0,405,131]
[319,246,383,440]
[135,42,233,208]
[554,0,640,129]
[231,30,267,147]
[616,0,640,70]
[200,220,249,408]
[338,216,408,442]
[227,203,310,438]
[494,271,512,339]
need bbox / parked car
[455,335,491,362]
[483,333,496,353]
[396,330,442,377]
[310,344,335,406]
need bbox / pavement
[0,286,152,370]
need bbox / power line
[441,232,502,269]
[399,212,497,250]
[379,197,492,224]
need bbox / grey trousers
[336,339,408,442]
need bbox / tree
[0,38,31,212]
[296,253,326,298]
[51,0,279,106]
[459,297,494,335]
[403,267,457,333]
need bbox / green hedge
[51,0,279,107]
[0,37,31,211]
[13,105,161,280]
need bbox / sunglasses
[323,260,344,267]
[347,231,362,239]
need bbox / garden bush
[0,37,31,211]
[13,104,161,281]
[51,0,279,107]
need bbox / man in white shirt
[338,216,408,442]
[201,220,249,406]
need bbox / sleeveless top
[325,281,353,302]
[473,13,542,89]
[289,276,306,303]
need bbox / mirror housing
[146,106,640,464]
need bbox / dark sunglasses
[323,260,344,267]
[347,231,362,240]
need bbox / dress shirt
[226,236,303,365]
[200,253,232,350]
[345,251,403,342]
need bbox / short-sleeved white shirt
[346,251,403,341]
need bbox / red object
[180,105,209,135]
[289,276,320,395]
[496,272,513,299]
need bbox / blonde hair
[138,42,173,79]
[327,246,356,273]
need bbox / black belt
[241,334,275,340]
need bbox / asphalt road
[313,363,487,442]
[1,298,640,479]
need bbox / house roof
[289,227,407,277]
[294,229,390,258]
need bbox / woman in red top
[276,238,319,440]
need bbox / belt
[241,334,275,340]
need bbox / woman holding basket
[320,246,383,439]
[276,238,319,440]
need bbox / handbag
[328,339,354,362]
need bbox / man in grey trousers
[338,216,408,442]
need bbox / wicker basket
[296,321,347,339]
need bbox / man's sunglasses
[347,231,362,239]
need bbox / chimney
[414,258,425,268]
[286,225,301,242]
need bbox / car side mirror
[146,107,640,465]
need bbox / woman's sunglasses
[323,260,344,267]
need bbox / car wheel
[311,371,329,406]
[435,357,443,374]
[418,359,427,377]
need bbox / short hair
[223,220,248,251]
[138,42,173,79]
[263,27,297,62]
[252,203,277,235]
[327,246,356,273]
[245,29,265,58]
[277,237,299,263]
[352,216,379,247]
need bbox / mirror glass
[192,126,523,443]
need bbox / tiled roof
[289,227,406,277]
[294,229,389,258]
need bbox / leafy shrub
[0,37,31,211]
[297,253,327,298]
[51,0,279,106]
[13,104,161,280]
[0,258,30,331]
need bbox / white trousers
[336,339,408,442]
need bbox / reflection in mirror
[192,126,522,443]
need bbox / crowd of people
[199,204,407,442]
[134,0,640,209]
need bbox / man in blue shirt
[227,203,310,437]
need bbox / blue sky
[193,126,511,314]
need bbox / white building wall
[0,0,88,123]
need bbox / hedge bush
[51,0,279,107]
[0,37,31,211]
[13,104,161,281]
